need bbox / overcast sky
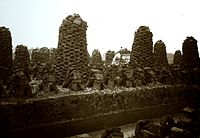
[0,0,200,55]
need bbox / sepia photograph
[0,0,200,137]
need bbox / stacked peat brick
[91,49,103,68]
[105,50,115,65]
[0,27,13,85]
[173,50,183,66]
[31,47,50,64]
[55,14,89,85]
[49,48,57,65]
[39,47,50,63]
[153,40,169,69]
[14,45,31,81]
[129,26,153,68]
[182,36,200,70]
[31,48,40,64]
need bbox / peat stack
[129,26,153,68]
[153,40,169,69]
[182,36,200,70]
[105,50,115,65]
[14,45,31,81]
[91,49,103,69]
[38,47,50,63]
[55,14,89,85]
[173,50,183,66]
[0,26,13,85]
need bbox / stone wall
[0,84,199,133]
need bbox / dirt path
[68,114,183,138]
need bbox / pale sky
[0,0,200,55]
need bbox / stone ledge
[0,85,199,134]
[1,101,198,138]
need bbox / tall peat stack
[91,49,103,68]
[129,26,153,68]
[14,45,31,81]
[55,14,89,85]
[49,48,57,65]
[182,36,200,70]
[153,40,169,69]
[39,47,50,63]
[105,50,115,65]
[0,27,13,85]
[31,48,40,64]
[173,50,183,66]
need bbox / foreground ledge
[0,84,199,137]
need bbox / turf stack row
[153,40,169,69]
[129,26,153,68]
[182,36,200,70]
[0,27,13,85]
[55,14,89,85]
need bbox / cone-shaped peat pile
[0,26,13,84]
[153,40,169,68]
[31,48,40,64]
[106,50,115,65]
[55,14,89,85]
[173,50,183,66]
[129,26,153,68]
[182,36,200,70]
[91,49,103,68]
[14,45,31,81]
[38,47,50,63]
